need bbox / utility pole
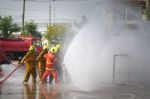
[146,0,149,9]
[22,0,26,33]
[49,0,51,26]
[54,7,55,24]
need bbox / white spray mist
[64,0,150,91]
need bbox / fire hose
[0,63,21,84]
[0,53,22,84]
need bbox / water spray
[64,0,150,91]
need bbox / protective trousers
[42,69,58,83]
[24,67,36,83]
[38,61,46,81]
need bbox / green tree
[24,21,41,38]
[0,16,21,38]
[44,23,71,44]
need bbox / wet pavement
[1,64,150,99]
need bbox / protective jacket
[20,50,36,82]
[45,52,56,70]
[21,50,36,69]
[36,49,48,69]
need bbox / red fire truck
[0,35,42,64]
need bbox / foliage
[0,16,21,38]
[44,23,71,44]
[143,9,150,21]
[24,21,41,38]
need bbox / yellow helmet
[29,45,35,50]
[50,47,57,53]
[43,45,49,50]
[55,44,61,50]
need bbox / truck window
[33,39,42,47]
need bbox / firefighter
[20,45,36,84]
[54,44,63,81]
[40,47,59,84]
[49,44,61,83]
[36,45,48,82]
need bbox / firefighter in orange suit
[49,44,61,83]
[41,47,59,84]
[20,45,36,84]
[36,45,48,82]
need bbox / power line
[12,0,88,2]
[55,10,81,17]
[0,14,74,19]
[0,7,79,17]
[14,18,73,21]
[0,7,48,12]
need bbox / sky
[0,0,94,31]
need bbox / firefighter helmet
[50,47,57,53]
[29,45,35,50]
[55,44,61,50]
[43,45,49,50]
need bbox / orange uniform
[41,52,59,83]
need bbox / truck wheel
[0,64,2,72]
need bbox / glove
[19,61,23,65]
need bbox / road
[0,64,150,99]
